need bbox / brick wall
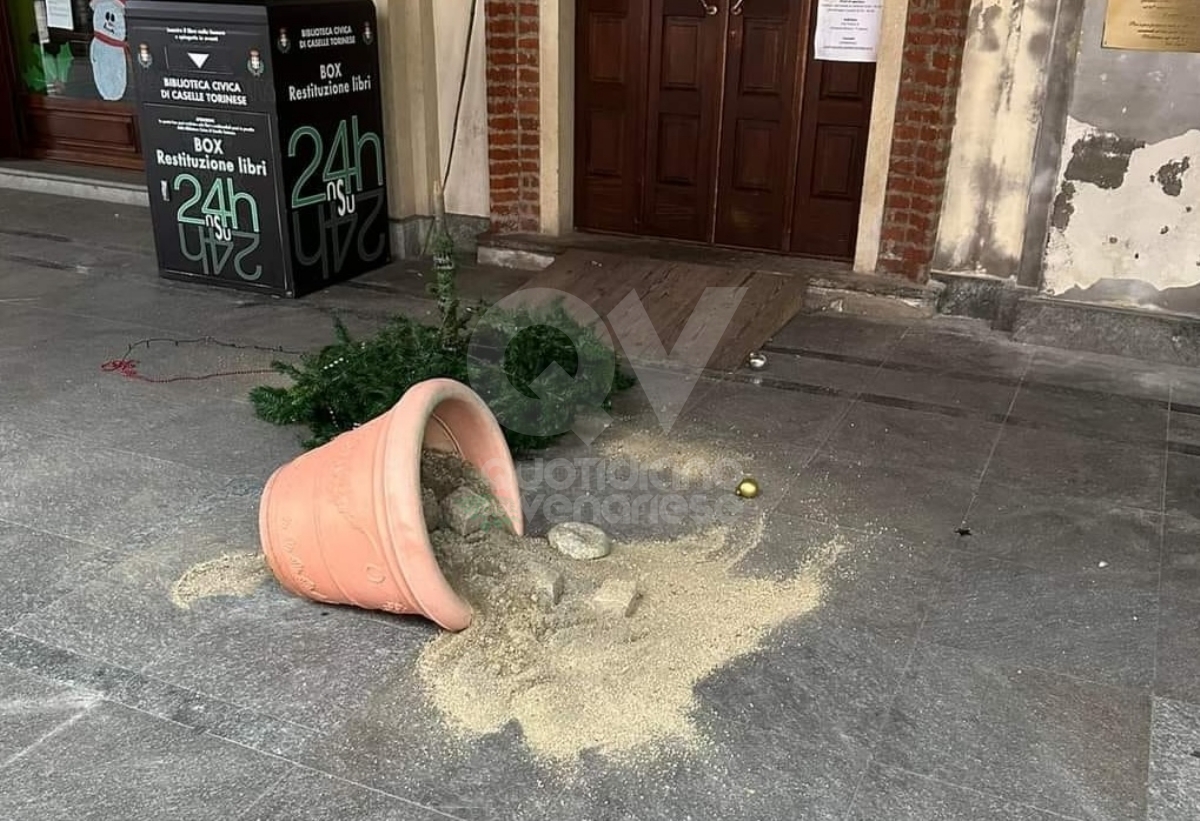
[876,0,972,281]
[485,0,540,232]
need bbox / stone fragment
[524,561,565,609]
[548,522,611,560]
[441,487,491,536]
[422,487,441,531]
[590,578,641,618]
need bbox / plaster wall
[375,0,438,219]
[852,0,909,275]
[933,0,1059,278]
[375,0,489,222]
[432,0,490,218]
[1042,0,1200,311]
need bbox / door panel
[575,0,648,233]
[642,0,725,242]
[731,120,774,190]
[713,0,805,250]
[789,57,875,258]
[22,96,142,170]
[576,0,875,261]
[811,126,858,195]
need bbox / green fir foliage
[469,303,637,452]
[250,294,635,454]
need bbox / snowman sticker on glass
[90,0,128,101]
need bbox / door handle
[699,0,718,15]
[731,0,744,14]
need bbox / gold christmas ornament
[735,478,760,499]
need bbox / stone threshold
[478,230,944,321]
[0,159,149,207]
[934,269,1200,367]
[1013,295,1200,367]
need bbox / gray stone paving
[1,190,1199,819]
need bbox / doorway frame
[539,0,910,274]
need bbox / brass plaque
[1103,0,1200,52]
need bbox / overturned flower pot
[258,378,523,631]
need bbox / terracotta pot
[258,378,523,631]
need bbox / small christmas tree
[250,203,634,453]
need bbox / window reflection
[8,0,133,103]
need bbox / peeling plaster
[1050,181,1075,230]
[1063,133,1143,190]
[1154,158,1191,197]
[1038,0,1200,307]
[1045,119,1200,299]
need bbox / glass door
[6,0,143,169]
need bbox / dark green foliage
[249,316,466,449]
[468,302,637,452]
[250,300,636,454]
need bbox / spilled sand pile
[416,454,845,763]
[170,552,269,610]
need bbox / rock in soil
[422,487,441,530]
[523,561,564,609]
[589,577,641,618]
[549,521,612,560]
[421,449,480,500]
[441,486,492,536]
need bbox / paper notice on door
[814,0,883,62]
[45,0,75,30]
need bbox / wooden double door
[576,0,875,259]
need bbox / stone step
[1013,295,1200,367]
[477,231,943,321]
[934,270,1200,366]
[0,160,148,207]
